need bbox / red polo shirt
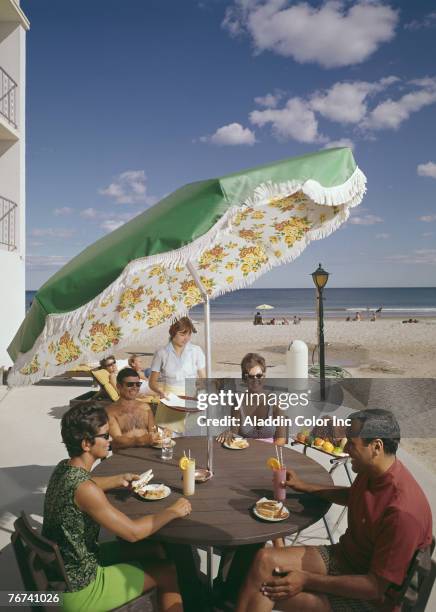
[336,459,432,587]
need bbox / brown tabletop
[93,437,333,548]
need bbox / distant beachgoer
[293,315,301,325]
[253,312,263,326]
[270,318,276,326]
[353,312,362,321]
[282,318,289,325]
[346,316,351,322]
[370,313,376,322]
[376,306,383,316]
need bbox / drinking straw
[279,446,283,468]
[189,449,191,460]
[275,445,280,464]
[183,450,187,458]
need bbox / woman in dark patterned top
[43,403,191,612]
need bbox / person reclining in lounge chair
[106,368,160,451]
[235,409,433,612]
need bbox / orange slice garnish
[266,457,281,470]
[179,456,190,471]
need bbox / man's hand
[216,429,235,444]
[167,498,192,518]
[284,468,306,492]
[261,569,307,601]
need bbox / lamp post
[311,263,329,401]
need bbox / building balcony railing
[0,195,18,251]
[0,66,18,129]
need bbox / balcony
[0,66,18,139]
[0,195,18,251]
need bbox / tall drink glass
[273,466,286,501]
[183,458,195,496]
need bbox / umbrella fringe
[8,168,365,386]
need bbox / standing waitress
[149,317,206,433]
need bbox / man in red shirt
[236,408,433,612]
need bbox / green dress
[42,460,145,612]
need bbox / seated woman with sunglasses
[216,353,287,446]
[42,403,191,612]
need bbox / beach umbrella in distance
[256,304,274,310]
[8,147,366,385]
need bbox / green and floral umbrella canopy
[8,148,366,385]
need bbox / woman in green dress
[43,403,191,612]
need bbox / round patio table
[93,436,333,546]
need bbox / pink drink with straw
[273,466,287,501]
[272,445,286,501]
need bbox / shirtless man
[106,368,159,451]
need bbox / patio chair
[391,536,436,611]
[11,512,158,612]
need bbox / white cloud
[99,170,157,205]
[53,207,73,216]
[254,92,282,108]
[417,161,436,179]
[422,232,434,237]
[201,122,256,146]
[386,250,436,265]
[363,78,436,131]
[80,207,99,218]
[349,214,383,225]
[375,233,390,239]
[223,0,398,69]
[405,12,436,31]
[26,255,71,270]
[30,228,75,239]
[310,77,398,124]
[419,214,436,223]
[101,219,125,233]
[323,138,354,150]
[100,212,138,234]
[250,97,325,143]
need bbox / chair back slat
[11,513,72,592]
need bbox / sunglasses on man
[244,373,265,380]
[123,381,142,388]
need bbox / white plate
[253,502,290,522]
[223,438,249,450]
[151,439,176,449]
[134,484,171,501]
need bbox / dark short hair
[116,367,140,385]
[100,355,116,368]
[241,353,266,378]
[61,404,108,458]
[169,317,196,338]
[348,408,401,455]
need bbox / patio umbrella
[8,147,366,386]
[256,304,274,310]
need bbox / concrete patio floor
[1,380,435,610]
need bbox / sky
[22,0,436,290]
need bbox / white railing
[0,66,17,128]
[0,196,18,250]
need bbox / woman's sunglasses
[124,381,142,388]
[244,373,265,380]
[105,361,116,367]
[94,432,110,440]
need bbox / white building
[0,0,29,367]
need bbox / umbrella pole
[186,262,213,476]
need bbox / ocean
[25,287,436,319]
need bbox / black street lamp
[311,263,329,401]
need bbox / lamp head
[312,263,329,290]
